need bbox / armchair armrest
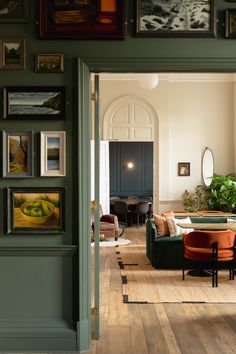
[100,214,119,230]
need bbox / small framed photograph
[2,130,34,178]
[40,131,66,177]
[0,0,28,23]
[3,86,66,120]
[7,187,65,234]
[34,53,64,73]
[1,38,26,70]
[178,162,190,176]
[38,0,125,40]
[136,0,216,38]
[225,9,236,38]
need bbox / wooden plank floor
[89,226,236,354]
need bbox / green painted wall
[0,1,236,352]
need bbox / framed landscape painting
[38,0,125,40]
[34,53,64,73]
[1,38,26,70]
[3,86,65,120]
[0,0,28,23]
[2,130,34,178]
[136,0,216,38]
[7,187,65,234]
[40,131,66,177]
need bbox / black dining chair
[113,201,130,227]
[133,201,150,228]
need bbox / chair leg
[182,268,185,280]
[137,214,139,228]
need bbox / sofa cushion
[166,216,194,236]
[153,213,170,237]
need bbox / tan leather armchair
[91,204,119,240]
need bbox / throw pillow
[153,214,170,237]
[177,217,194,234]
[166,216,194,237]
[161,210,174,218]
[166,217,182,237]
[227,218,236,223]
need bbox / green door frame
[77,56,236,352]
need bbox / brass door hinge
[91,306,97,316]
[91,92,97,101]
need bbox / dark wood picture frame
[225,9,236,38]
[7,187,65,235]
[2,130,34,178]
[34,53,64,73]
[3,86,66,120]
[178,162,190,176]
[0,0,28,23]
[38,0,125,40]
[1,38,26,70]
[136,0,216,38]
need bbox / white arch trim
[102,95,157,141]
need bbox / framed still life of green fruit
[7,187,65,234]
[2,130,34,178]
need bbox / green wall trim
[0,320,75,337]
[0,320,76,351]
[82,57,236,72]
[0,246,77,256]
[77,319,91,352]
[77,58,91,353]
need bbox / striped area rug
[116,243,236,304]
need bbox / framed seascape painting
[40,131,66,177]
[136,0,216,38]
[1,38,26,70]
[0,0,28,23]
[34,53,64,73]
[7,187,65,234]
[3,86,66,120]
[38,0,125,40]
[2,130,34,178]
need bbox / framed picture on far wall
[38,0,125,40]
[3,86,66,120]
[2,130,34,178]
[1,38,26,70]
[135,0,216,38]
[178,162,190,176]
[6,187,65,234]
[40,131,66,177]
[0,0,28,23]
[34,53,64,73]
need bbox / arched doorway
[102,94,159,212]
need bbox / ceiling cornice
[93,73,236,83]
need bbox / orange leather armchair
[91,204,119,240]
[182,230,236,287]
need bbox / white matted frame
[40,131,66,177]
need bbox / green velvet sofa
[146,216,236,269]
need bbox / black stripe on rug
[116,250,120,254]
[118,261,124,269]
[121,275,127,284]
[122,263,139,266]
[123,295,148,304]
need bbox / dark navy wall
[110,142,153,197]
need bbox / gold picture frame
[34,53,64,73]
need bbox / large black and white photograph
[136,0,216,37]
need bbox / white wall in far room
[98,74,235,212]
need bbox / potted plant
[207,175,236,212]
[183,185,210,212]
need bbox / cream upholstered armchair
[91,203,119,240]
